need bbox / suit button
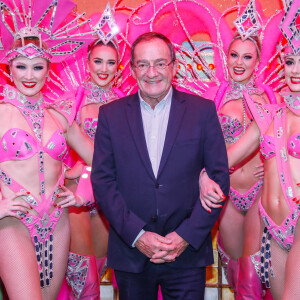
[155,183,159,189]
[151,216,157,222]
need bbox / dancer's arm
[67,121,94,165]
[227,122,260,168]
[199,121,261,210]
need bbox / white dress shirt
[139,88,172,177]
[132,87,173,246]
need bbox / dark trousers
[115,263,206,300]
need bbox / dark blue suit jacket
[91,88,229,273]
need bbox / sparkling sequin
[219,115,243,144]
[2,140,7,152]
[0,170,12,185]
[83,118,98,140]
[233,0,262,41]
[260,227,273,288]
[222,78,264,106]
[229,179,263,211]
[47,142,55,150]
[21,193,38,206]
[82,81,119,105]
[88,203,98,217]
[281,92,300,115]
[66,253,90,298]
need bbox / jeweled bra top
[260,89,300,160]
[217,78,264,144]
[0,85,75,162]
[218,114,247,144]
[260,134,300,160]
[0,128,67,162]
[76,81,120,140]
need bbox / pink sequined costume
[0,84,75,288]
[235,0,300,298]
[214,76,277,297]
[215,78,277,213]
[234,91,300,298]
[0,0,94,298]
[60,4,125,299]
[62,81,124,299]
[74,81,123,228]
[199,0,284,296]
[258,91,300,289]
[76,81,124,141]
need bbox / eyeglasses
[134,61,174,72]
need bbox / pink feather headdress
[55,0,285,97]
[0,0,94,64]
[55,2,124,96]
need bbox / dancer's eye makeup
[33,65,45,71]
[93,59,102,64]
[285,59,294,66]
[15,64,26,69]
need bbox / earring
[46,74,50,81]
[9,72,13,82]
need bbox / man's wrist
[132,229,145,247]
[200,168,206,177]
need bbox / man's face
[131,38,177,104]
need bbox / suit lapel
[126,93,155,179]
[158,89,186,177]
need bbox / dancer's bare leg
[281,220,300,300]
[69,207,95,255]
[66,172,108,258]
[242,198,262,256]
[91,212,109,259]
[219,199,245,259]
[236,197,264,300]
[0,217,42,300]
[267,239,286,300]
[66,179,94,255]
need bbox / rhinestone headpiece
[15,27,42,45]
[233,0,262,41]
[90,3,119,50]
[6,43,52,62]
[280,0,300,56]
[0,0,94,64]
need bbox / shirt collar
[138,87,173,111]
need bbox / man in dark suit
[91,32,229,300]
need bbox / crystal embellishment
[233,0,262,41]
[0,0,93,64]
[280,0,300,55]
[92,3,119,45]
